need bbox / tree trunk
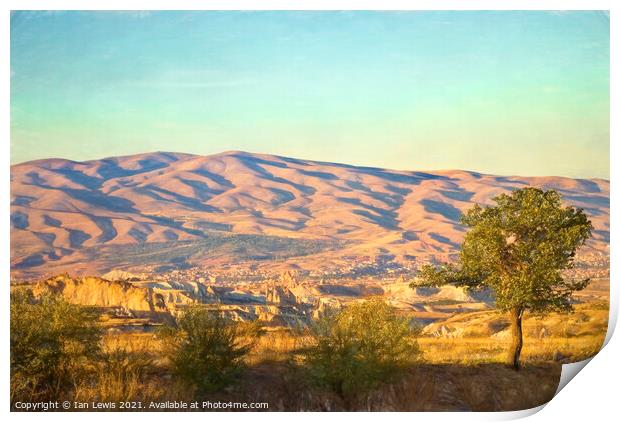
[509,307,524,370]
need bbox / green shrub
[301,298,420,399]
[158,306,260,395]
[10,290,103,403]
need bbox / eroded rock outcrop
[32,274,192,316]
[265,271,318,306]
[266,285,298,305]
[312,297,343,319]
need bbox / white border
[2,1,617,421]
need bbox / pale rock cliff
[32,274,192,315]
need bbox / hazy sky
[11,11,609,178]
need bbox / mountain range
[10,151,610,279]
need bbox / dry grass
[417,334,604,365]
[102,332,159,351]
[246,328,304,365]
[244,303,607,367]
[19,301,607,411]
[71,336,165,404]
[359,363,560,411]
[417,302,607,365]
[214,361,561,411]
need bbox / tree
[301,298,420,401]
[158,306,261,395]
[10,290,102,403]
[412,188,592,369]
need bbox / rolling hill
[10,151,610,279]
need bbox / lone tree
[413,188,592,369]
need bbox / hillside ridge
[11,151,610,279]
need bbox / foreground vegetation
[10,290,606,411]
[10,290,103,403]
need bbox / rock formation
[32,274,192,316]
[266,285,298,305]
[100,269,144,282]
[312,297,343,319]
[265,271,299,305]
[265,271,319,306]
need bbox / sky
[10,11,609,178]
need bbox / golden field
[74,300,607,411]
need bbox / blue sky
[10,11,609,178]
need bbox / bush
[10,289,103,403]
[301,298,420,399]
[158,306,261,395]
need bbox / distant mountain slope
[10,151,609,279]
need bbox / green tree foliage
[413,188,592,369]
[10,290,103,402]
[302,298,420,401]
[158,306,261,395]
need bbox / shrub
[158,306,260,395]
[10,289,103,403]
[301,298,420,399]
